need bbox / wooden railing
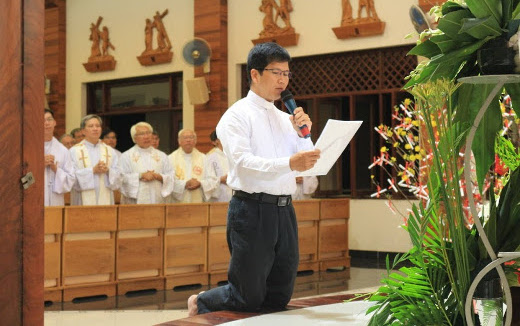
[44,198,350,303]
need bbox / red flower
[495,155,508,176]
[504,260,516,266]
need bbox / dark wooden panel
[0,1,23,324]
[23,0,45,324]
[194,0,228,153]
[0,0,44,324]
[44,0,66,137]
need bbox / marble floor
[44,255,391,326]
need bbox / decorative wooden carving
[83,16,116,72]
[137,9,173,66]
[418,0,443,13]
[252,0,299,47]
[332,0,386,39]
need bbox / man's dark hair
[101,128,115,139]
[70,128,82,137]
[210,130,218,142]
[246,42,291,85]
[44,108,54,117]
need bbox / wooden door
[0,0,44,325]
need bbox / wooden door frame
[0,0,44,325]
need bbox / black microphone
[281,90,311,138]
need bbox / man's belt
[233,190,292,207]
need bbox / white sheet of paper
[298,120,362,176]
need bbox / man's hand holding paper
[290,149,321,171]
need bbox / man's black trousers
[197,195,299,313]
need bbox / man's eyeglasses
[262,68,293,79]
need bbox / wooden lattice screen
[242,45,417,97]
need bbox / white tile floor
[44,267,386,326]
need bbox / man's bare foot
[187,293,199,317]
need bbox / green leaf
[497,167,520,251]
[472,88,502,191]
[408,39,442,58]
[429,37,490,64]
[465,0,503,24]
[503,0,514,23]
[454,83,502,191]
[438,9,478,42]
[459,16,503,39]
[430,34,461,53]
[442,1,467,15]
[513,2,520,19]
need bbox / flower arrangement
[366,79,520,325]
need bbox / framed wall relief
[252,0,299,47]
[83,16,117,72]
[332,0,385,39]
[137,9,173,66]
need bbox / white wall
[350,199,414,253]
[66,0,194,132]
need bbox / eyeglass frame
[260,68,293,79]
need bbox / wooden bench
[207,202,230,284]
[294,200,320,273]
[43,198,350,302]
[164,203,209,289]
[44,206,63,303]
[62,205,117,301]
[318,199,350,271]
[117,204,165,295]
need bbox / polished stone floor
[44,254,391,326]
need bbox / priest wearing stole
[70,114,121,205]
[169,129,218,203]
[44,109,76,206]
[119,122,174,204]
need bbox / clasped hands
[44,154,57,173]
[140,170,163,182]
[93,161,109,174]
[185,178,201,190]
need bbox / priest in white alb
[205,130,232,202]
[69,114,121,205]
[169,129,218,203]
[44,109,75,206]
[119,122,174,204]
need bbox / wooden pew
[207,203,230,284]
[43,198,350,302]
[294,200,320,273]
[164,204,209,289]
[62,205,117,301]
[117,204,165,295]
[318,199,350,270]
[44,206,63,303]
